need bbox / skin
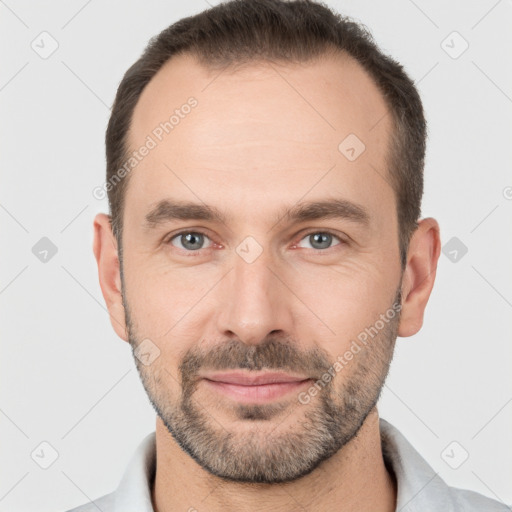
[93,52,440,511]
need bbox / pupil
[183,233,203,250]
[311,233,331,249]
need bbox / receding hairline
[124,46,394,164]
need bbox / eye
[297,231,343,251]
[168,231,212,251]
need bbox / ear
[398,217,441,337]
[93,213,129,342]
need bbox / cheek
[289,261,395,348]
[123,258,218,344]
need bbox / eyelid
[293,229,346,249]
[165,229,217,250]
[165,228,347,253]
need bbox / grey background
[1,1,511,510]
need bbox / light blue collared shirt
[65,418,509,511]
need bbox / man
[68,0,508,510]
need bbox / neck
[151,407,397,512]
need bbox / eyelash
[164,229,346,255]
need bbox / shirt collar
[114,430,156,512]
[112,418,474,512]
[380,417,452,510]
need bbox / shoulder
[62,491,116,512]
[379,418,509,512]
[448,485,510,512]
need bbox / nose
[216,248,295,346]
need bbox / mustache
[179,337,332,381]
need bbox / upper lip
[202,371,311,386]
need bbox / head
[94,0,440,484]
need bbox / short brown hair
[106,0,426,268]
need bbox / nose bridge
[216,242,292,345]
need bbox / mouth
[201,371,313,403]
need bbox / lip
[202,371,310,385]
[201,371,312,403]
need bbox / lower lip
[203,379,312,403]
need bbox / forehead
[125,51,394,228]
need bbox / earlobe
[398,218,441,338]
[93,213,129,342]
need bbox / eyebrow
[143,198,370,230]
[278,198,370,227]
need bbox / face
[119,52,404,483]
